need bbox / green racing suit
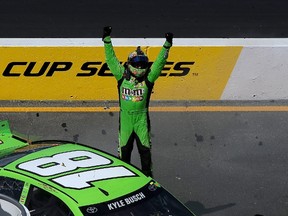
[103,36,172,176]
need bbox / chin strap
[124,68,131,81]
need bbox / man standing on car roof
[102,26,173,177]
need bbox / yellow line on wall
[1,106,288,112]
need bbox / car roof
[1,141,152,207]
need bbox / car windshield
[80,181,194,216]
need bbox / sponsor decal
[148,182,159,191]
[1,61,192,77]
[19,182,30,205]
[121,87,145,102]
[0,46,241,100]
[86,206,98,214]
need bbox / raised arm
[102,26,124,81]
[148,32,173,83]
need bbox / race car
[0,120,196,216]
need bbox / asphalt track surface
[1,1,288,216]
[1,101,288,216]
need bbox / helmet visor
[130,56,149,69]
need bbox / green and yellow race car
[0,120,195,216]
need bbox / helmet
[127,46,149,78]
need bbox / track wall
[0,39,287,101]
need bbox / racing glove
[165,32,173,45]
[102,26,112,41]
